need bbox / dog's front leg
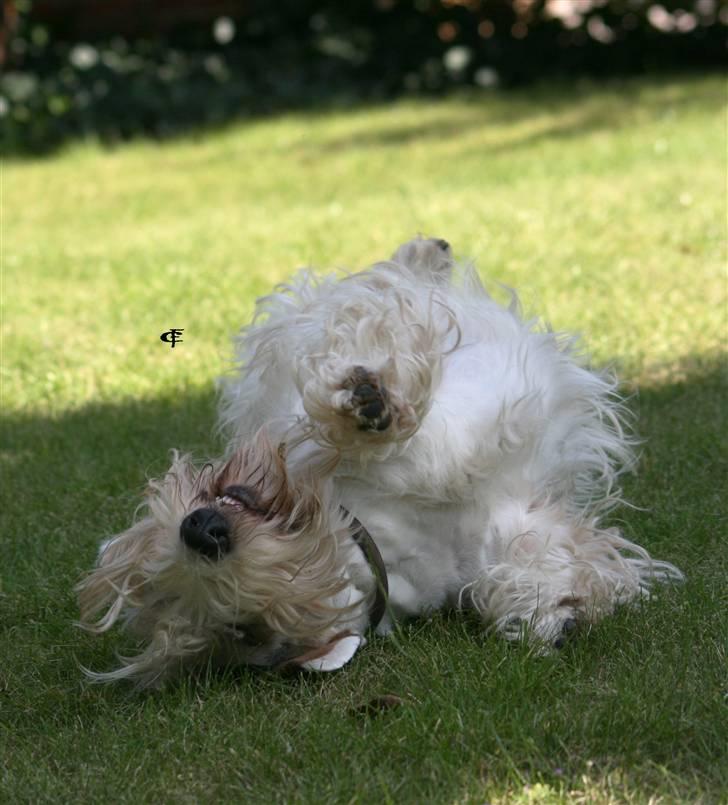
[289,265,452,450]
[336,365,395,433]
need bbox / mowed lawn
[2,74,725,803]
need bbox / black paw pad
[553,618,578,649]
[562,618,578,635]
[345,367,392,432]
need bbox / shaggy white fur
[78,237,682,685]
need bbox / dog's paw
[536,610,582,651]
[552,617,579,650]
[503,609,581,652]
[342,367,393,432]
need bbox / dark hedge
[1,0,724,155]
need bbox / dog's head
[77,436,368,685]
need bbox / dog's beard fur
[76,437,368,685]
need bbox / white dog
[78,238,682,685]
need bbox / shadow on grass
[298,73,723,157]
[623,354,727,565]
[1,386,221,550]
[2,353,725,573]
[0,354,724,705]
[7,72,724,163]
[3,351,723,545]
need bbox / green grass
[2,74,726,804]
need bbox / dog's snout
[180,507,231,559]
[434,238,450,252]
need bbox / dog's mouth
[216,485,264,514]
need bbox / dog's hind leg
[464,501,677,650]
[390,236,453,283]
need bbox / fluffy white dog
[78,237,682,685]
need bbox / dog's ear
[281,632,364,672]
[77,452,198,634]
[76,517,157,633]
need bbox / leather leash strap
[345,511,389,630]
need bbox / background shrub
[1,0,724,154]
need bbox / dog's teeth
[217,495,243,509]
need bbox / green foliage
[1,76,726,802]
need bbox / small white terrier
[78,238,682,685]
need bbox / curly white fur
[78,237,682,685]
[219,236,682,637]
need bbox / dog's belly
[339,336,553,504]
[333,335,570,623]
[337,481,487,622]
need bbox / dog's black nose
[434,238,450,252]
[180,507,231,559]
